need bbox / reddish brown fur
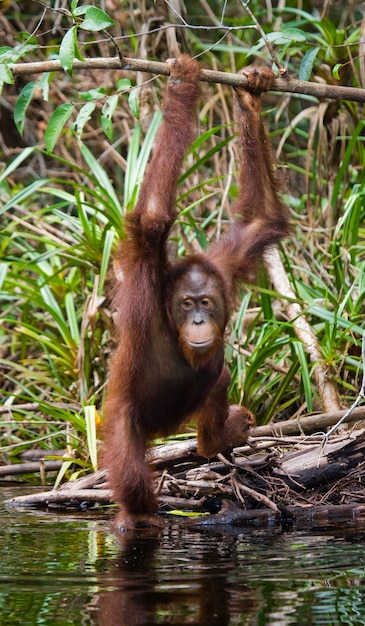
[103,57,289,530]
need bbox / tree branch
[9,55,365,103]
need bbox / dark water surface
[1,486,365,625]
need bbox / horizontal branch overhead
[10,55,365,103]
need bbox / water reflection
[98,529,260,625]
[97,524,365,626]
[1,487,365,625]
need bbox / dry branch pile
[6,410,365,530]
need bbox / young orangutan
[103,55,288,530]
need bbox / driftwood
[5,418,365,530]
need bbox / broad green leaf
[0,46,12,58]
[44,103,73,153]
[73,4,93,16]
[72,101,96,137]
[14,81,36,136]
[116,78,131,92]
[281,27,307,42]
[79,7,115,31]
[101,94,118,140]
[59,25,77,73]
[299,47,320,81]
[262,28,307,46]
[79,87,106,101]
[16,32,38,46]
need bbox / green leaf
[16,32,38,46]
[281,27,307,42]
[116,78,131,92]
[128,87,139,119]
[72,101,96,137]
[65,292,80,342]
[333,63,343,80]
[79,7,115,31]
[73,4,93,16]
[99,228,115,295]
[79,87,106,101]
[84,405,98,471]
[0,178,47,215]
[0,146,35,184]
[0,63,14,95]
[299,47,320,81]
[14,81,36,136]
[101,94,118,140]
[59,25,77,73]
[0,46,12,58]
[38,72,51,101]
[44,103,73,153]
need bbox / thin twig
[232,474,280,512]
[238,0,288,76]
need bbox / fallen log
[188,500,365,530]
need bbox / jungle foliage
[0,0,364,477]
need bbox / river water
[1,486,365,625]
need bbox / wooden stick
[0,460,63,476]
[9,55,365,103]
[250,406,365,438]
[6,488,112,506]
[264,247,341,413]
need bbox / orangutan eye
[201,298,211,308]
[182,299,194,310]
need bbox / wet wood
[5,426,365,529]
[189,500,365,530]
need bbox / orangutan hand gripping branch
[103,55,289,530]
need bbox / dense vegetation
[1,0,364,476]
